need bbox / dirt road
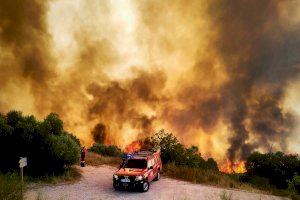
[25,165,287,200]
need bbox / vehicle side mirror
[149,166,153,169]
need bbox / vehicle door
[147,158,155,181]
[154,155,162,174]
[157,154,162,170]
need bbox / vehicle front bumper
[113,176,145,190]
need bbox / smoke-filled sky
[1,0,300,162]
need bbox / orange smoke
[0,0,299,167]
[125,141,142,153]
[220,159,246,174]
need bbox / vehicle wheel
[154,170,160,181]
[141,181,149,192]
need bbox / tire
[154,170,160,181]
[141,181,149,192]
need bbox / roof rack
[125,150,160,159]
[134,151,153,157]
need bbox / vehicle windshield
[123,159,147,169]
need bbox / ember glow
[1,0,300,167]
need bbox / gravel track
[25,165,288,200]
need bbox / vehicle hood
[115,168,147,176]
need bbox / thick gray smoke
[1,0,300,163]
[207,0,300,161]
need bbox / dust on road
[25,165,287,200]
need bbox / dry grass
[85,152,122,167]
[163,163,266,195]
[164,164,296,198]
[219,191,233,200]
[0,172,23,200]
[0,167,81,199]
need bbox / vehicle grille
[118,176,136,181]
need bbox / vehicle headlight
[113,174,118,179]
[135,175,143,181]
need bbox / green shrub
[89,143,122,157]
[248,176,272,191]
[149,129,218,171]
[0,111,80,176]
[246,151,300,188]
[67,132,81,147]
[49,134,80,169]
[294,176,300,193]
[289,175,300,194]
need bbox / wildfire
[125,141,141,153]
[220,159,246,174]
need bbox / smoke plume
[1,0,300,163]
[207,0,300,161]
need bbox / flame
[125,141,141,153]
[220,159,246,174]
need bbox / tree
[150,129,219,171]
[0,111,80,176]
[6,110,23,127]
[44,113,63,135]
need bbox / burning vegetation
[125,141,142,153]
[220,159,246,174]
[1,0,300,169]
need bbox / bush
[67,132,81,147]
[0,111,80,176]
[89,143,123,157]
[49,134,80,168]
[294,176,300,194]
[289,175,300,194]
[149,129,219,171]
[246,151,300,189]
